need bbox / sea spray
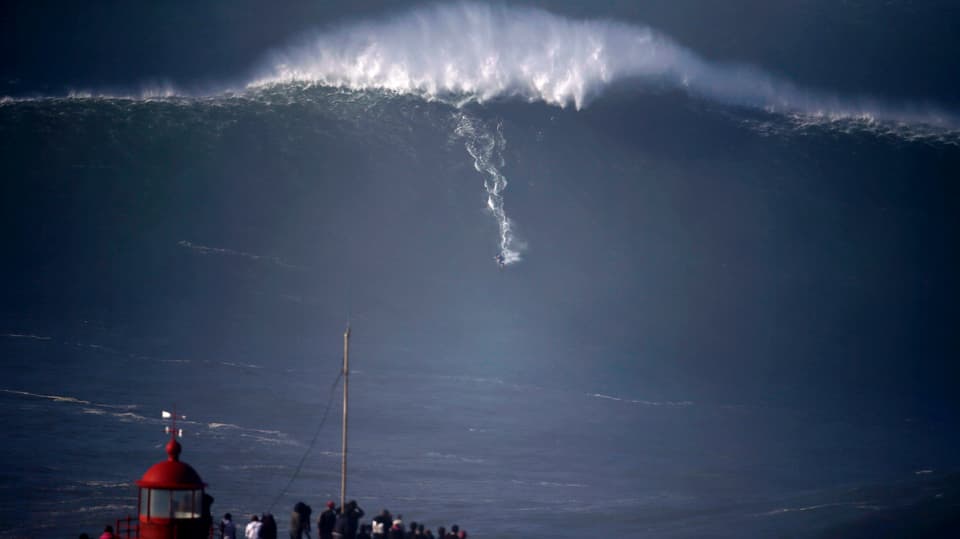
[4,4,958,142]
[250,2,960,134]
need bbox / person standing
[260,513,278,539]
[387,517,403,539]
[335,500,364,539]
[202,493,215,536]
[245,515,261,539]
[318,500,338,539]
[371,509,391,539]
[291,502,312,539]
[220,513,237,539]
[290,508,303,539]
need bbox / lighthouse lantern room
[134,411,210,539]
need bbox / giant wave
[5,2,959,266]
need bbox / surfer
[494,253,506,269]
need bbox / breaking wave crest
[5,2,958,145]
[250,2,960,134]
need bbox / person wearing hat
[318,501,338,539]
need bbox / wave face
[250,2,959,134]
[2,80,959,539]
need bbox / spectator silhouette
[260,513,278,539]
[220,513,237,539]
[319,500,338,539]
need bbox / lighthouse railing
[115,515,139,539]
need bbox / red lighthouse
[134,415,211,539]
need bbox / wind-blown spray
[9,2,958,134]
[252,2,959,131]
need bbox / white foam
[762,501,869,516]
[249,2,960,132]
[251,3,676,110]
[239,432,300,446]
[2,389,150,430]
[589,392,693,407]
[113,411,148,422]
[425,451,486,464]
[510,479,587,488]
[75,503,135,513]
[178,240,303,269]
[201,419,292,446]
[80,480,130,488]
[218,463,287,471]
[3,3,957,141]
[73,342,116,353]
[220,361,264,369]
[0,389,91,405]
[206,422,283,437]
[1,332,52,340]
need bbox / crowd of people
[219,500,470,539]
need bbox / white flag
[162,410,172,419]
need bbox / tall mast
[340,324,350,510]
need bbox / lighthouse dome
[135,438,205,489]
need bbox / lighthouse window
[172,489,199,518]
[148,489,171,519]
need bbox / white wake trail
[454,113,522,265]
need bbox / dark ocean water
[2,68,959,539]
